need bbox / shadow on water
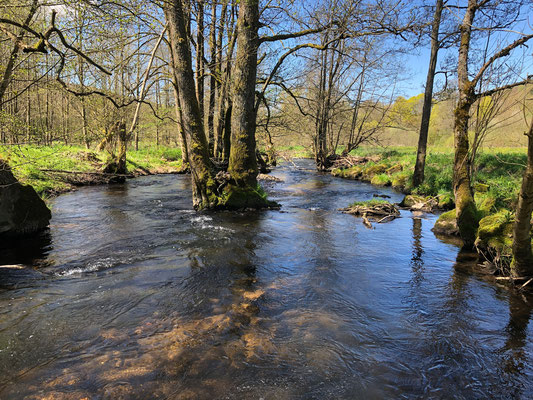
[0,161,532,399]
[0,231,52,267]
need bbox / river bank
[322,146,528,274]
[0,144,185,199]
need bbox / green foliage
[0,144,184,198]
[349,199,391,207]
[370,173,391,186]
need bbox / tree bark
[453,0,478,247]
[511,120,533,277]
[165,0,218,209]
[413,0,443,187]
[228,0,260,187]
[196,0,205,126]
[207,0,218,156]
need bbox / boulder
[474,211,514,258]
[432,209,460,236]
[0,160,51,237]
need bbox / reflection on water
[0,160,532,399]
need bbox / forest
[1,0,533,399]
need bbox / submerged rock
[0,160,51,237]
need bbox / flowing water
[0,160,532,399]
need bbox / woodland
[2,1,533,398]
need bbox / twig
[519,278,533,291]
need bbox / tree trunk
[453,0,479,247]
[172,81,189,164]
[165,0,218,209]
[413,0,443,187]
[117,121,127,174]
[196,0,205,127]
[511,120,533,276]
[228,0,260,187]
[207,0,218,156]
[223,104,232,161]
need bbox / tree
[227,0,260,187]
[452,0,532,247]
[164,0,219,209]
[412,0,444,187]
[511,114,533,277]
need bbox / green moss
[400,195,426,208]
[475,193,496,217]
[333,165,363,179]
[349,199,391,207]
[433,209,459,236]
[386,164,403,174]
[370,174,392,186]
[474,182,489,192]
[220,184,277,210]
[437,193,455,210]
[390,171,411,189]
[360,163,388,181]
[475,210,514,257]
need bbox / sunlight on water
[0,160,531,399]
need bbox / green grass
[0,144,184,198]
[344,146,525,211]
[276,145,314,159]
[349,199,391,207]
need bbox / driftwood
[519,278,533,290]
[332,155,381,170]
[341,202,400,225]
[362,213,373,229]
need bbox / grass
[349,199,391,207]
[340,146,525,212]
[276,145,314,159]
[0,144,184,198]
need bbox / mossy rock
[220,184,278,210]
[343,166,364,179]
[391,172,410,190]
[370,174,392,186]
[432,209,459,236]
[400,195,426,208]
[0,161,51,237]
[362,164,387,180]
[332,166,363,180]
[386,164,403,175]
[475,211,513,257]
[475,194,496,217]
[437,193,455,210]
[331,168,343,177]
[474,183,489,193]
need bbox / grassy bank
[330,146,528,269]
[0,144,184,198]
[331,146,525,212]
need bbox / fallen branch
[519,278,533,291]
[362,212,373,229]
[39,168,134,178]
[494,276,530,281]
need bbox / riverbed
[0,160,531,399]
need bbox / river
[0,159,531,399]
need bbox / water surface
[0,160,531,399]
